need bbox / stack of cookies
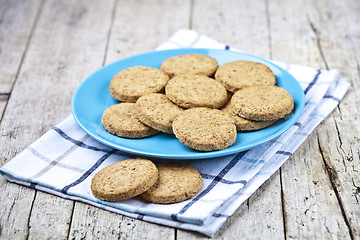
[91,158,203,204]
[102,54,294,152]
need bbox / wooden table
[0,0,359,239]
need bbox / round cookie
[172,107,237,151]
[231,85,294,121]
[91,158,158,202]
[102,103,158,138]
[135,93,184,134]
[160,54,218,78]
[215,61,276,92]
[165,74,228,109]
[139,163,203,204]
[109,66,169,102]
[221,102,276,131]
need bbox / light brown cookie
[91,158,158,202]
[139,163,203,204]
[160,54,218,78]
[135,93,184,134]
[109,66,169,102]
[215,61,276,92]
[165,74,228,109]
[102,103,158,138]
[231,86,294,121]
[172,107,237,151]
[221,102,276,131]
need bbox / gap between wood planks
[26,191,37,238]
[317,129,355,240]
[102,0,119,67]
[307,15,329,70]
[66,201,76,240]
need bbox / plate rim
[72,48,305,159]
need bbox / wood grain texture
[27,192,74,240]
[0,0,42,94]
[68,203,174,239]
[0,0,359,239]
[105,0,191,64]
[191,0,270,58]
[306,0,360,237]
[282,137,350,239]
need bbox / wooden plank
[0,178,35,239]
[269,0,356,238]
[191,0,271,59]
[267,0,325,68]
[178,0,285,238]
[0,1,42,239]
[0,0,115,239]
[68,0,190,238]
[69,203,174,239]
[26,192,74,240]
[178,173,284,240]
[105,0,191,63]
[306,0,360,238]
[0,0,42,94]
[282,137,350,239]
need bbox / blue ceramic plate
[72,48,304,159]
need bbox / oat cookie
[172,107,237,151]
[109,66,169,102]
[102,103,158,138]
[135,93,184,134]
[91,158,158,202]
[165,74,228,109]
[139,163,203,204]
[221,102,276,131]
[231,86,294,121]
[215,61,276,92]
[160,54,218,78]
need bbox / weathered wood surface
[0,0,359,239]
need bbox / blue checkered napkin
[0,29,350,237]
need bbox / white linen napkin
[0,29,350,237]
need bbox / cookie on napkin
[139,163,203,204]
[91,158,158,202]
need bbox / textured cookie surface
[109,66,169,102]
[215,61,276,92]
[160,54,218,77]
[172,107,237,151]
[231,86,294,121]
[102,103,158,138]
[165,74,228,109]
[139,163,203,204]
[221,102,276,131]
[91,158,158,202]
[135,93,184,134]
